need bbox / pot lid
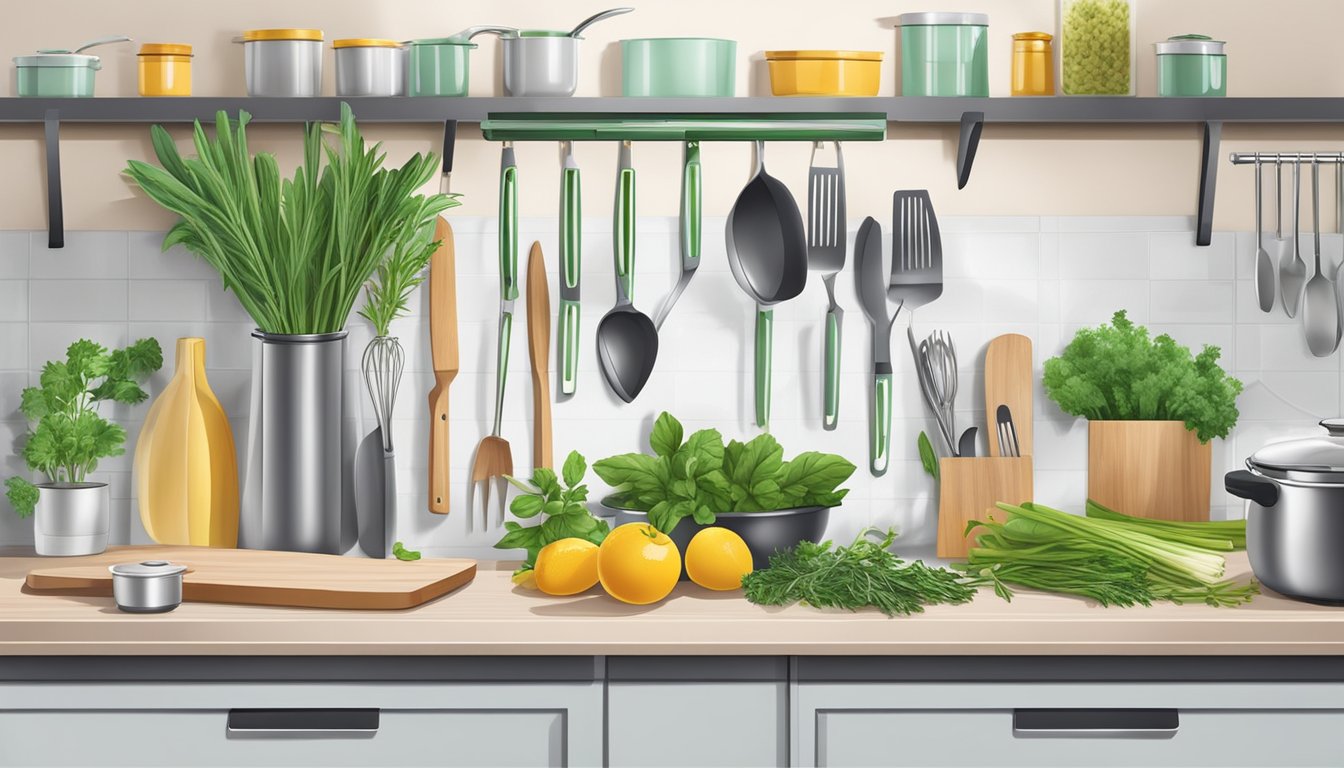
[1248,419,1344,477]
[139,43,192,56]
[407,37,478,48]
[108,560,187,578]
[333,38,403,49]
[13,53,101,68]
[242,29,324,42]
[895,12,989,27]
[765,50,884,61]
[1155,34,1225,55]
[1013,31,1053,41]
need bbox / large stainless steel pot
[1225,418,1344,603]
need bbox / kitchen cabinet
[606,658,788,767]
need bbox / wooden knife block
[937,457,1033,559]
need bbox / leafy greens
[592,412,855,534]
[1042,310,1242,442]
[495,451,610,574]
[124,103,458,335]
[5,338,163,517]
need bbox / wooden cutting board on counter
[24,546,476,610]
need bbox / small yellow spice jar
[138,43,193,96]
[1011,32,1053,96]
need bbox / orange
[597,523,682,605]
[533,538,600,596]
[685,527,754,591]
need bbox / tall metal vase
[240,330,347,553]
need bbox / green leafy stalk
[1042,310,1243,442]
[1085,498,1246,549]
[495,450,610,575]
[593,412,856,534]
[358,222,437,337]
[742,528,977,617]
[5,338,163,517]
[917,431,939,480]
[124,104,460,335]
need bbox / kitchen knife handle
[499,145,519,302]
[823,306,842,431]
[755,308,773,429]
[558,300,580,396]
[428,386,450,514]
[871,368,892,476]
[614,141,636,303]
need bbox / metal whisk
[916,330,958,456]
[362,336,404,453]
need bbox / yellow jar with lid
[138,43,192,96]
[1011,32,1053,96]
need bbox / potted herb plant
[124,104,457,554]
[592,412,855,574]
[1043,310,1243,521]
[5,338,162,555]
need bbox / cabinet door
[607,681,787,767]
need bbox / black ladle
[596,141,658,402]
[726,140,809,428]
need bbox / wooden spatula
[428,218,459,514]
[527,241,553,469]
[984,333,1033,457]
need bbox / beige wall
[3,0,1343,232]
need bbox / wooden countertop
[4,547,1344,656]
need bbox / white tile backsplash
[0,216,1336,559]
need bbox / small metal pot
[333,39,405,97]
[109,560,187,613]
[599,495,830,579]
[1226,419,1344,603]
[239,29,324,98]
[475,8,632,97]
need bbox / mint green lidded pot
[1155,34,1225,97]
[896,12,989,96]
[621,38,736,97]
[15,53,101,97]
[407,37,477,97]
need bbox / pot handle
[452,26,519,40]
[1225,470,1279,507]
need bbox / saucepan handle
[1225,469,1279,508]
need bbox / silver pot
[334,39,405,97]
[474,8,632,96]
[109,560,186,613]
[239,30,324,97]
[33,482,109,556]
[1226,418,1344,603]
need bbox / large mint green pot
[15,53,101,97]
[896,12,989,96]
[407,38,476,97]
[621,38,736,97]
[1155,34,1226,97]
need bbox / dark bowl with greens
[599,494,830,578]
[593,412,854,579]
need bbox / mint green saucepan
[621,38,736,96]
[558,141,581,396]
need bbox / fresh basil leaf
[726,434,784,507]
[510,494,544,518]
[533,468,561,497]
[541,515,569,542]
[777,451,857,507]
[649,411,684,458]
[692,504,716,525]
[593,452,667,508]
[917,431,939,481]
[565,485,589,504]
[684,428,725,473]
[543,499,567,517]
[561,450,586,488]
[695,470,734,515]
[736,478,782,512]
[494,525,543,550]
[505,475,539,495]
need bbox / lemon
[685,527,753,591]
[597,523,681,605]
[534,538,600,596]
[511,568,538,590]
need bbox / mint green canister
[1155,34,1226,97]
[621,38,736,97]
[15,53,102,97]
[896,12,989,96]
[407,37,476,97]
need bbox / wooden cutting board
[984,333,1033,457]
[25,546,476,610]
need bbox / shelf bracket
[1195,120,1221,247]
[43,108,63,249]
[956,111,984,190]
[442,119,457,176]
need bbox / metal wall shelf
[17,96,1344,248]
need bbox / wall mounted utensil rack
[10,96,1344,248]
[1229,152,1344,232]
[478,114,886,141]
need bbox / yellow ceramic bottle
[135,337,239,546]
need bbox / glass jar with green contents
[1058,0,1136,95]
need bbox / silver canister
[334,39,406,97]
[33,482,110,556]
[501,34,579,96]
[240,29,324,97]
[241,330,346,554]
[109,560,187,613]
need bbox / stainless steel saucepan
[470,8,632,96]
[1226,418,1344,603]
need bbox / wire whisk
[362,335,404,453]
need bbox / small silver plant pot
[33,482,109,556]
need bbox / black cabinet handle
[227,708,379,736]
[1013,709,1178,738]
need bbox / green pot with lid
[407,36,478,97]
[14,34,131,97]
[895,12,989,97]
[1155,34,1226,97]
